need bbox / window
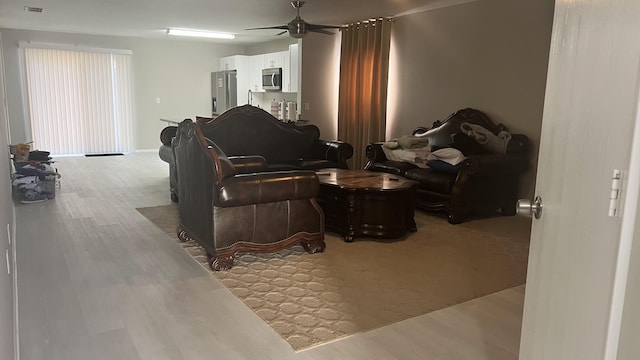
[22,44,134,155]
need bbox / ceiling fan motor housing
[288,17,308,38]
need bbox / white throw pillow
[427,148,466,165]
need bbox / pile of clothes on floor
[11,148,61,204]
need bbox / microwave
[262,68,282,91]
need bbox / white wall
[0,32,16,360]
[0,29,247,150]
[299,32,341,140]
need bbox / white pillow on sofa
[427,148,466,166]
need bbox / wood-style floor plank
[16,152,527,360]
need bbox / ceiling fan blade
[309,28,335,35]
[276,30,288,36]
[307,24,343,30]
[246,25,289,31]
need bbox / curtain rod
[340,18,394,31]
[19,42,132,55]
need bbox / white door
[519,0,640,359]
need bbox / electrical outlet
[304,102,310,111]
[156,97,161,104]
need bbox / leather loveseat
[365,108,530,224]
[173,118,326,270]
[159,105,354,202]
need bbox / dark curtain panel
[338,18,393,169]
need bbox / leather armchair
[365,108,530,224]
[173,119,326,270]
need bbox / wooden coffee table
[315,168,418,242]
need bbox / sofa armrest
[228,156,268,174]
[365,143,388,164]
[363,142,420,175]
[159,144,174,164]
[310,140,354,169]
[460,154,528,176]
[160,126,178,146]
[216,171,319,207]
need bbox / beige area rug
[137,204,531,351]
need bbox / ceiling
[0,0,469,44]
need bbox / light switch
[156,97,161,104]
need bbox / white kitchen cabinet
[282,51,291,92]
[263,51,286,69]
[220,56,233,70]
[249,54,265,92]
[288,43,299,93]
[235,60,251,106]
[219,55,248,71]
[247,47,300,93]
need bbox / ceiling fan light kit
[167,28,235,40]
[247,0,342,39]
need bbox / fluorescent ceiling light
[24,6,44,13]
[167,28,235,39]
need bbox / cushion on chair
[228,156,269,173]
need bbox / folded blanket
[427,148,465,166]
[381,145,431,168]
[384,135,430,150]
[381,146,466,170]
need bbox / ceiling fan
[247,1,342,39]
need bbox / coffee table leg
[345,193,357,242]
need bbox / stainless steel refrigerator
[211,70,237,116]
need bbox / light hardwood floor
[15,152,527,360]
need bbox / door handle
[517,196,543,219]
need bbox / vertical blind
[22,46,135,155]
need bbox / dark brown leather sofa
[173,118,326,270]
[365,108,530,224]
[159,105,354,202]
